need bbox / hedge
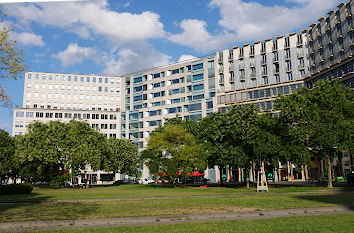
[0,183,33,195]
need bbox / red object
[203,185,207,187]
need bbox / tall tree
[141,124,207,183]
[0,129,18,183]
[276,80,354,188]
[104,138,140,177]
[15,120,108,183]
[0,17,26,107]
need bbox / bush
[0,183,33,195]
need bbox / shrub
[0,183,33,195]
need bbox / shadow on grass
[294,190,354,210]
[0,200,100,222]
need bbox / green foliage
[104,138,140,177]
[15,120,108,183]
[142,124,207,182]
[275,80,354,187]
[0,183,33,195]
[0,129,18,180]
[0,18,26,107]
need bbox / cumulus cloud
[208,0,341,42]
[103,43,171,76]
[168,19,235,52]
[52,43,94,67]
[178,54,197,62]
[4,0,165,42]
[11,31,44,46]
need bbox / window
[105,78,108,83]
[188,102,202,112]
[81,77,84,82]
[287,72,293,81]
[27,73,32,79]
[105,87,108,92]
[134,76,143,83]
[192,63,203,70]
[153,73,160,79]
[275,74,281,83]
[16,111,24,117]
[206,101,213,109]
[171,69,179,74]
[192,73,204,81]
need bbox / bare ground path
[0,190,352,204]
[0,206,353,232]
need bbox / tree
[141,124,207,183]
[104,138,140,178]
[0,18,26,107]
[0,129,18,183]
[198,112,232,186]
[276,80,354,188]
[15,120,108,183]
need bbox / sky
[0,0,343,133]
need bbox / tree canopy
[141,124,207,183]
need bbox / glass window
[192,63,203,70]
[81,77,84,82]
[134,95,143,102]
[193,83,204,91]
[86,77,90,82]
[172,69,179,74]
[134,77,143,83]
[192,73,204,81]
[134,86,143,92]
[105,78,108,83]
[153,73,160,78]
[188,103,202,112]
[206,101,213,109]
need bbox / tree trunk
[250,164,254,182]
[274,168,278,182]
[305,165,309,181]
[287,161,292,181]
[301,165,305,181]
[245,168,250,190]
[219,166,224,186]
[326,156,333,188]
[261,161,267,187]
[238,167,241,183]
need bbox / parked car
[139,178,155,184]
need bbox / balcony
[240,74,246,81]
[250,73,256,79]
[285,55,291,61]
[250,61,256,67]
[285,43,290,49]
[261,48,266,54]
[229,76,235,82]
[327,39,333,45]
[272,46,278,51]
[350,39,354,48]
[348,23,354,33]
[334,16,341,25]
[239,53,244,60]
[326,24,331,32]
[274,69,280,74]
[218,57,223,63]
[249,51,255,57]
[336,32,343,39]
[218,66,224,73]
[219,78,225,84]
[317,42,323,50]
[261,59,267,65]
[273,57,279,63]
[228,55,233,61]
[328,50,334,58]
[297,40,303,47]
[345,8,352,19]
[229,65,234,72]
[298,64,305,70]
[239,64,245,69]
[297,51,304,58]
[262,70,267,76]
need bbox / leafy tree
[198,112,232,186]
[0,129,18,183]
[141,124,207,183]
[276,80,354,188]
[163,118,200,137]
[104,138,140,177]
[15,120,108,183]
[0,15,26,107]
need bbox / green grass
[1,192,353,222]
[39,214,354,233]
[0,184,351,201]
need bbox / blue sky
[0,0,343,133]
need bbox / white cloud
[168,19,235,52]
[4,0,165,42]
[208,0,341,42]
[103,43,171,76]
[178,54,197,62]
[11,31,44,46]
[52,43,94,67]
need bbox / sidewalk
[0,206,353,232]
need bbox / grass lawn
[41,214,354,233]
[1,192,353,222]
[0,184,352,201]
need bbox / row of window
[26,93,120,101]
[26,83,120,93]
[28,74,120,84]
[16,111,117,120]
